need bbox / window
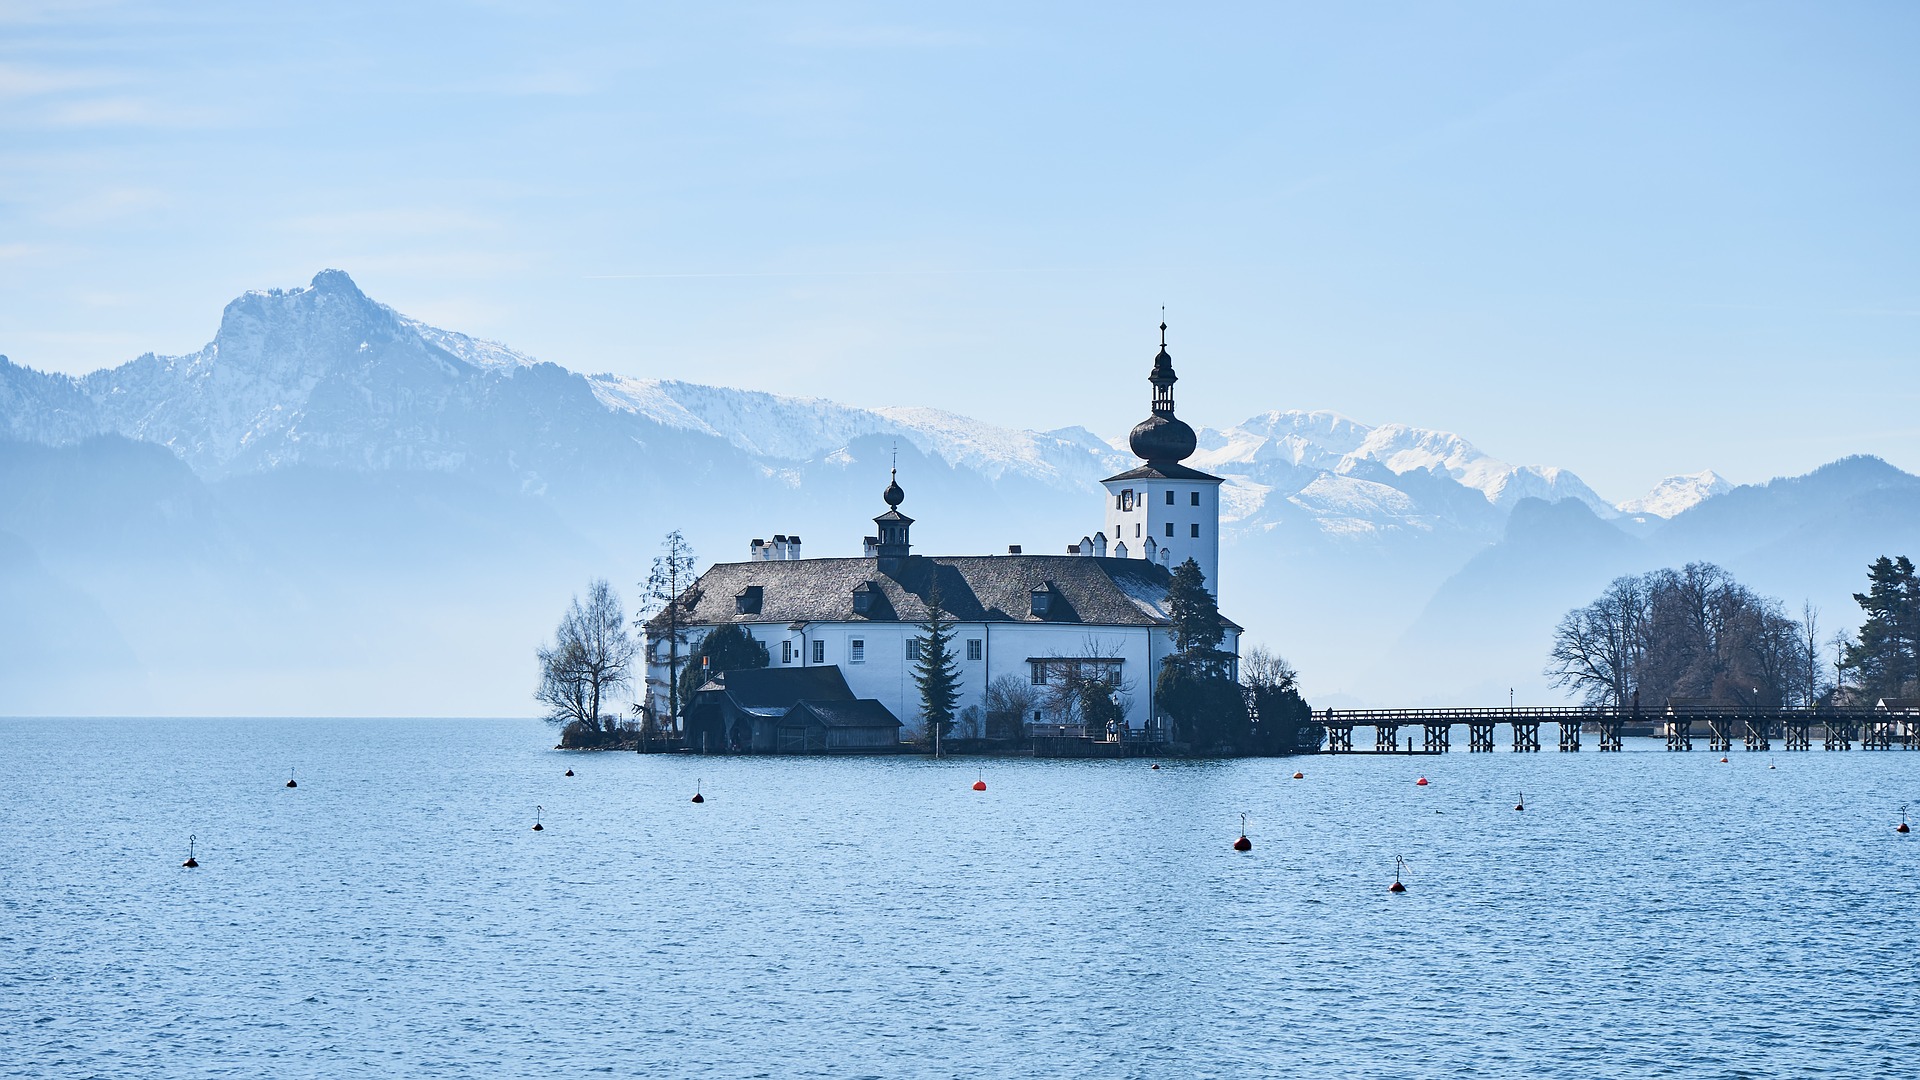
[1164,490,1174,505]
[1030,663,1045,686]
[1165,522,1174,537]
[907,639,924,661]
[1191,524,1200,538]
[967,638,982,661]
[812,639,825,664]
[1134,523,1141,538]
[781,640,792,664]
[850,638,865,663]
[1190,491,1200,506]
[1121,489,1134,511]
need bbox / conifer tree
[1155,558,1245,748]
[913,582,963,750]
[1842,555,1919,699]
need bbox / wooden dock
[1318,705,1918,753]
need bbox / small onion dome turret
[882,470,905,507]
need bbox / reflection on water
[1,718,1915,1078]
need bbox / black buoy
[1900,804,1911,835]
[691,780,705,804]
[182,833,199,868]
[532,804,544,832]
[1388,854,1408,893]
[1233,812,1252,852]
[564,769,574,777]
[1515,791,1525,812]
[285,768,297,789]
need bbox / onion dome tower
[872,468,913,573]
[1128,321,1200,467]
[1099,319,1225,594]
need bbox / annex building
[642,325,1240,750]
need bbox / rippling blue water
[2,718,1917,1078]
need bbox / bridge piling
[1468,722,1495,752]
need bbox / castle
[642,325,1238,751]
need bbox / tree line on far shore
[1547,555,1918,709]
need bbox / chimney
[787,535,802,560]
[1007,544,1022,555]
[773,534,790,560]
[750,538,769,561]
[1093,531,1107,557]
[863,535,879,558]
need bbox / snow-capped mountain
[19,267,1875,718]
[0,269,1619,549]
[1616,470,1733,518]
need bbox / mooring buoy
[565,769,574,777]
[1388,854,1408,893]
[1900,804,1911,834]
[532,805,544,831]
[972,775,986,792]
[285,768,297,789]
[1150,763,1160,770]
[1720,756,1729,763]
[1514,791,1525,812]
[1415,776,1429,787]
[182,834,199,869]
[1292,771,1305,780]
[692,780,705,804]
[1233,813,1252,852]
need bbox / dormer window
[852,581,878,616]
[1030,583,1056,619]
[734,585,763,615]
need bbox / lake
[1,718,1916,1078]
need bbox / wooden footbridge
[1319,705,1919,754]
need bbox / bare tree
[637,530,698,734]
[1546,575,1647,707]
[983,673,1035,740]
[1035,636,1136,733]
[536,579,637,732]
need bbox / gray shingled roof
[1103,462,1224,483]
[646,554,1185,631]
[789,699,903,729]
[696,667,856,709]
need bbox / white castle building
[642,325,1238,750]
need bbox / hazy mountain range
[2,270,1914,715]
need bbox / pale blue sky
[2,1,1914,500]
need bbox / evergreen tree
[1842,555,1919,699]
[640,530,699,732]
[676,622,770,709]
[1155,558,1245,748]
[1165,558,1225,657]
[912,582,963,749]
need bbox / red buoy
[1292,771,1305,780]
[1720,756,1728,763]
[1233,834,1252,852]
[1388,880,1406,893]
[1899,823,1911,834]
[1415,777,1429,787]
[972,779,986,791]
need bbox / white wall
[646,620,1186,734]
[1101,477,1223,595]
